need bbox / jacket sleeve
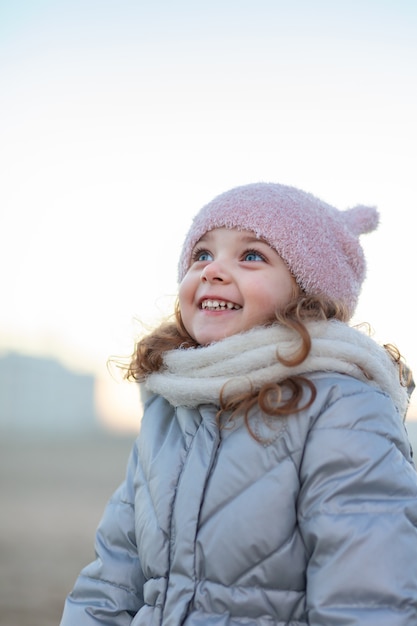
[60,443,145,625]
[298,385,417,625]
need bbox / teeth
[201,299,241,311]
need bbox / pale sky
[1,0,416,428]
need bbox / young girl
[61,182,417,625]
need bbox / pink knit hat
[178,182,379,318]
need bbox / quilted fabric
[61,372,417,625]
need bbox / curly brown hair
[124,294,352,441]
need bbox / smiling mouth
[200,299,242,311]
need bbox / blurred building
[0,352,99,436]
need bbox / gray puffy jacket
[61,372,417,625]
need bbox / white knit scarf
[145,320,409,417]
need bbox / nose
[200,260,230,283]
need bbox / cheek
[178,274,196,314]
[265,274,299,310]
[177,278,199,340]
[276,267,299,297]
[282,276,299,302]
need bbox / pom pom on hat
[343,204,380,235]
[178,182,379,318]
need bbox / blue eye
[193,248,213,262]
[244,250,265,262]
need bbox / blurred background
[1,1,416,624]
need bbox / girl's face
[179,227,299,345]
